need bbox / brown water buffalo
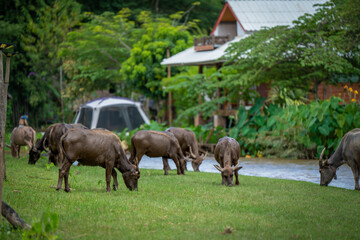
[57,128,139,192]
[10,126,36,159]
[165,127,207,171]
[319,128,360,190]
[214,137,242,186]
[129,130,188,175]
[28,123,87,165]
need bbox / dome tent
[74,97,150,132]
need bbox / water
[138,156,355,190]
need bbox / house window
[77,107,93,129]
[217,22,237,40]
[127,106,145,130]
[97,107,128,132]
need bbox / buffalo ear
[234,166,242,172]
[213,164,223,172]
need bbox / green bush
[230,97,360,159]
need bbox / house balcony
[194,35,230,51]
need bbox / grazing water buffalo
[10,126,36,159]
[319,128,360,190]
[213,137,242,186]
[57,128,139,192]
[165,127,207,171]
[28,123,87,165]
[129,130,188,175]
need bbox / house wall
[214,22,237,39]
[308,82,360,103]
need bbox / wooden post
[0,51,4,216]
[195,65,203,126]
[167,48,172,126]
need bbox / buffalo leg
[171,156,184,175]
[347,160,360,190]
[234,170,239,185]
[17,146,20,158]
[56,160,72,192]
[64,168,71,192]
[112,169,118,191]
[49,152,56,165]
[105,164,114,192]
[135,153,144,169]
[163,159,172,171]
[162,157,170,175]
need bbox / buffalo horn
[232,162,241,171]
[319,148,326,161]
[213,164,223,172]
[184,155,193,162]
[189,147,197,159]
[201,151,208,160]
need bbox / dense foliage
[229,97,360,159]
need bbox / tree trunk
[2,201,31,229]
[0,50,5,216]
[0,51,31,229]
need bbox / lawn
[1,150,360,239]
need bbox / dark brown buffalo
[165,127,207,171]
[214,137,242,186]
[28,123,87,165]
[319,128,360,190]
[10,126,36,159]
[57,128,139,192]
[129,130,188,175]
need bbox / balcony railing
[194,35,230,51]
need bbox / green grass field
[1,150,360,239]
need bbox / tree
[59,9,138,102]
[222,0,360,103]
[0,0,82,128]
[75,0,223,32]
[120,11,193,101]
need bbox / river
[138,156,355,190]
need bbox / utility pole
[60,66,64,122]
[167,48,172,126]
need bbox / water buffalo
[319,128,360,190]
[57,128,139,192]
[29,123,87,165]
[213,137,242,186]
[165,127,207,171]
[129,130,188,175]
[10,126,36,159]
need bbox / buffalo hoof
[65,188,71,193]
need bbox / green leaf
[319,125,330,136]
[333,112,345,128]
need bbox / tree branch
[2,201,31,230]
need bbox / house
[161,0,336,127]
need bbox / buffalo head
[319,148,337,186]
[122,170,140,191]
[214,162,242,187]
[188,147,208,172]
[28,139,42,164]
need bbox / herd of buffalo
[8,123,360,191]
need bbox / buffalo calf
[214,137,242,186]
